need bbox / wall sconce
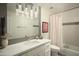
[24,4,28,15]
[30,5,33,19]
[34,7,38,18]
[16,3,23,16]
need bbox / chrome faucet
[25,35,29,39]
[34,35,39,40]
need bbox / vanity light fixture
[18,3,23,14]
[24,4,28,15]
[30,5,33,19]
[16,3,38,19]
[34,7,38,18]
[16,3,23,15]
[21,4,25,16]
[16,4,19,15]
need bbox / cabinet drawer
[45,43,50,50]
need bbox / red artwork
[42,22,48,33]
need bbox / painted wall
[0,4,7,46]
[40,6,50,39]
[7,4,39,39]
[0,4,7,16]
[62,8,79,47]
[0,4,7,33]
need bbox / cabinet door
[20,42,50,56]
[45,50,50,56]
[33,45,45,56]
[37,46,45,56]
[21,51,33,56]
[21,46,42,56]
[21,49,39,56]
[44,43,51,56]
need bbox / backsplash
[8,38,27,45]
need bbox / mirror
[7,3,41,45]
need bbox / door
[49,14,63,48]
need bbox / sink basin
[31,41,40,43]
[24,40,40,45]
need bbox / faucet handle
[25,35,27,37]
[25,35,29,39]
[34,35,39,39]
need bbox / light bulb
[16,9,19,16]
[16,4,19,16]
[24,8,27,15]
[30,9,33,19]
[25,8,27,11]
[24,7,29,18]
[35,11,38,18]
[18,4,22,10]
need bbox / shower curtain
[49,13,63,48]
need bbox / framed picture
[42,22,48,33]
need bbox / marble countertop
[0,39,50,56]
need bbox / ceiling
[36,3,79,14]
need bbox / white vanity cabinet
[0,39,51,56]
[20,42,50,56]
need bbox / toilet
[51,45,60,56]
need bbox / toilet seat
[51,45,60,52]
[51,45,60,56]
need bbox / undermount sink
[29,40,40,43]
[31,41,40,43]
[24,40,41,45]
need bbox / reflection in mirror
[7,3,41,45]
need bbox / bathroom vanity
[0,39,51,56]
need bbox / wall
[0,3,7,34]
[7,4,39,39]
[0,4,7,16]
[62,8,79,47]
[0,4,7,46]
[40,6,50,39]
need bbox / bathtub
[59,44,79,56]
